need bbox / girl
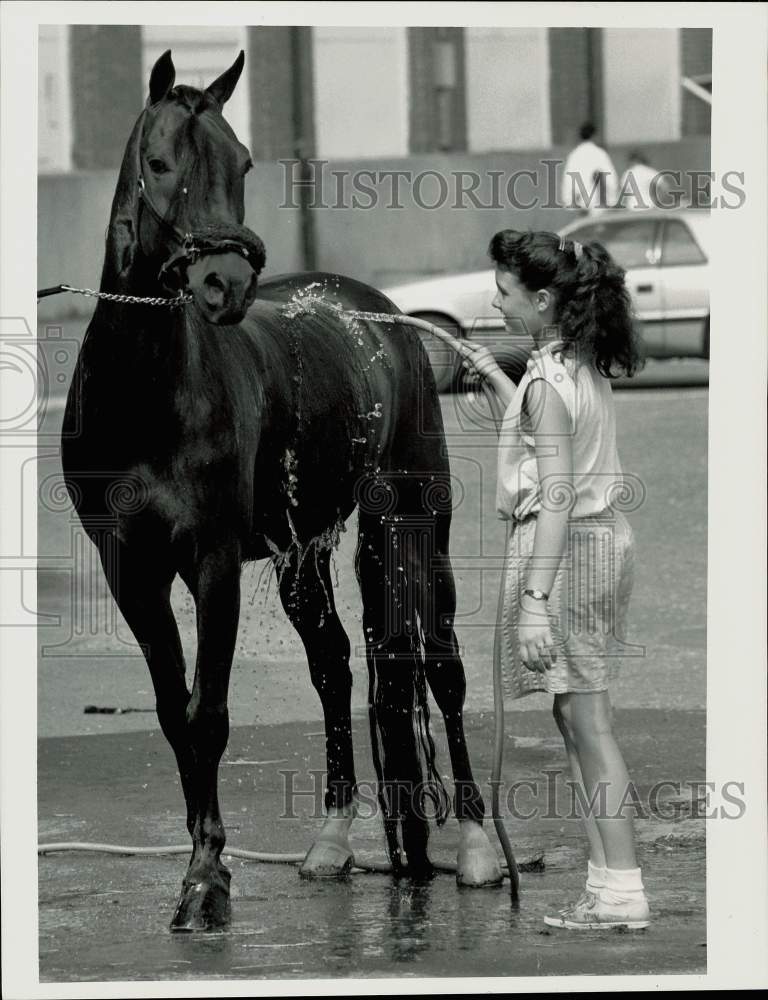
[460,229,648,930]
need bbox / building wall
[407,27,467,153]
[548,28,593,147]
[681,28,712,136]
[40,26,710,172]
[247,27,315,161]
[69,25,144,170]
[38,25,73,172]
[465,27,551,152]
[312,27,409,158]
[602,28,682,143]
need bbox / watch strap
[523,588,549,601]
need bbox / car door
[566,217,665,357]
[658,218,709,358]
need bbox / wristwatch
[523,588,549,601]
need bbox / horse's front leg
[171,542,240,931]
[277,547,357,878]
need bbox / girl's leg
[553,694,606,870]
[544,690,649,928]
[563,690,638,869]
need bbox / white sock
[586,859,607,894]
[601,866,646,905]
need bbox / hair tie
[557,235,583,260]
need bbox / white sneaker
[544,890,650,930]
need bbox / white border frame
[2,2,766,995]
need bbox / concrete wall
[465,27,551,152]
[38,136,710,319]
[312,26,409,159]
[603,29,682,144]
[69,26,144,171]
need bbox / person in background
[618,149,670,210]
[560,122,618,215]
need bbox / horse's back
[254,271,448,498]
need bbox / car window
[566,219,658,269]
[661,220,707,266]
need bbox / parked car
[380,208,710,391]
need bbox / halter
[135,101,264,290]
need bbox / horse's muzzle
[186,253,259,325]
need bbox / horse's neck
[87,252,186,381]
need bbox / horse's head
[135,50,265,325]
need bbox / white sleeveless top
[496,343,625,521]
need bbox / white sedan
[381,208,710,391]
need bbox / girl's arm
[518,379,574,670]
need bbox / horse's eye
[243,159,253,175]
[148,158,170,175]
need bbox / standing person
[458,229,649,929]
[618,149,670,210]
[560,122,619,215]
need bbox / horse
[61,49,502,931]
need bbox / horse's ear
[205,50,244,107]
[148,49,176,106]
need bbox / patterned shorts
[500,510,636,699]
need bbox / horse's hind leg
[277,547,357,878]
[419,504,502,887]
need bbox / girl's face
[491,267,553,343]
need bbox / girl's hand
[458,341,503,382]
[518,601,557,673]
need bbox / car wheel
[702,316,710,360]
[411,312,462,393]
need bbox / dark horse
[61,51,501,931]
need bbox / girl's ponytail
[558,241,643,378]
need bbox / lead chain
[61,284,192,308]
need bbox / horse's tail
[411,609,451,828]
[364,606,450,871]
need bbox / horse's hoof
[170,866,232,931]
[299,839,354,879]
[405,857,435,883]
[457,829,503,888]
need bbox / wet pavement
[39,708,706,982]
[36,313,708,983]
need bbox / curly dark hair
[488,229,644,378]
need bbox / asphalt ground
[39,709,706,982]
[35,313,708,982]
